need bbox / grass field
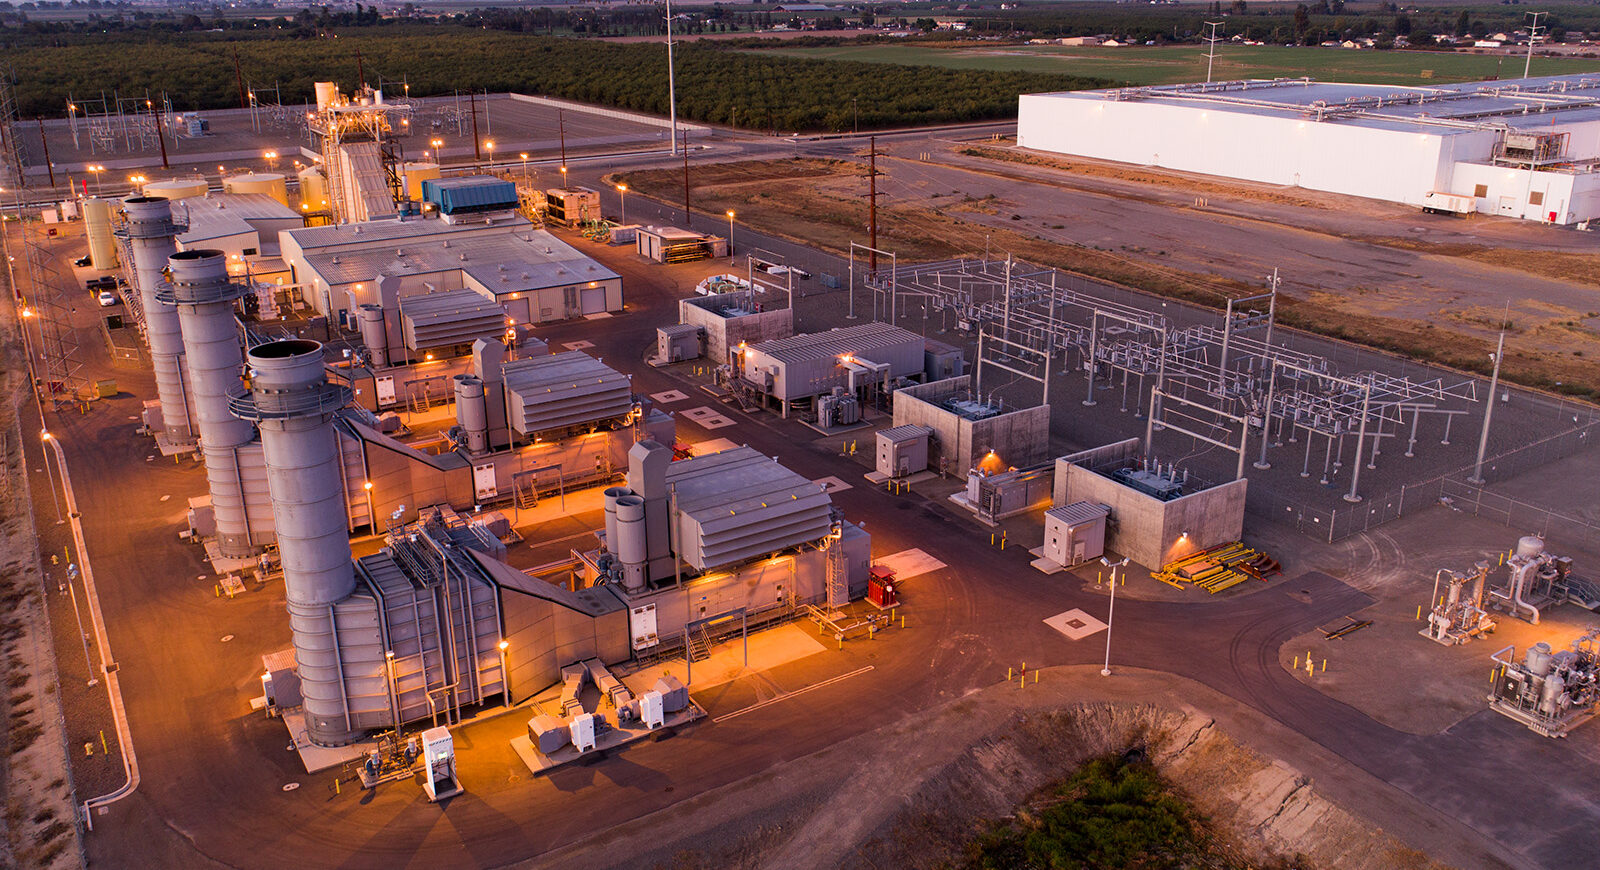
[755,43,1600,86]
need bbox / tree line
[3,29,1110,131]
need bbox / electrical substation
[8,65,1600,870]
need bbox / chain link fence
[1248,421,1600,544]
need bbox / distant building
[1018,74,1600,224]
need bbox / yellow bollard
[1305,659,1313,678]
[1416,604,1422,620]
[335,777,341,796]
[1000,534,1007,551]
[838,637,843,651]
[1033,670,1039,684]
[100,730,108,755]
[900,615,905,629]
[1293,656,1299,669]
[991,532,996,547]
[1008,667,1013,680]
[215,585,221,598]
[1321,659,1326,673]
[1019,675,1024,689]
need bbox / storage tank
[81,198,118,270]
[356,304,387,367]
[143,177,209,200]
[298,166,327,213]
[1517,536,1546,559]
[223,172,289,206]
[615,494,647,592]
[404,162,441,202]
[1526,642,1554,676]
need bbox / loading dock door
[1498,196,1518,216]
[473,463,497,501]
[581,286,606,315]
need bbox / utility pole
[1524,11,1546,79]
[1468,329,1507,485]
[558,109,567,169]
[682,131,690,227]
[867,136,879,272]
[666,0,679,155]
[1204,21,1225,84]
[37,119,53,187]
[470,92,481,163]
[233,50,247,110]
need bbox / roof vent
[331,256,340,265]
[460,253,468,262]
[442,239,451,248]
[353,225,362,234]
[396,248,404,256]
[520,273,530,280]
[544,246,553,254]
[498,264,507,272]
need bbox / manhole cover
[220,635,234,643]
[281,782,300,792]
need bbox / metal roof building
[279,218,623,324]
[1018,73,1600,224]
[398,288,508,351]
[740,322,925,405]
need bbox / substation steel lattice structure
[865,258,1482,503]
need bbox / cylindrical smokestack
[159,249,255,556]
[452,374,487,454]
[615,494,647,593]
[356,304,388,368]
[232,338,358,747]
[119,196,195,446]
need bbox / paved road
[9,127,1596,869]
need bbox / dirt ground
[529,668,1507,870]
[615,153,1600,399]
[0,303,85,867]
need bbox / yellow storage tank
[403,162,441,202]
[82,197,118,270]
[222,172,289,206]
[142,177,210,200]
[297,166,327,213]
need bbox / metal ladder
[687,625,713,663]
[826,535,849,608]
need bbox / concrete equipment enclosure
[1052,438,1247,569]
[892,376,1051,477]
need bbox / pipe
[231,338,359,746]
[119,197,195,445]
[161,249,257,556]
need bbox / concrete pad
[510,484,607,529]
[562,340,596,350]
[650,389,690,404]
[281,710,372,773]
[682,406,737,429]
[1031,556,1067,575]
[621,623,827,694]
[690,437,739,455]
[583,312,614,320]
[1043,608,1108,641]
[510,702,704,775]
[812,475,852,493]
[872,548,947,582]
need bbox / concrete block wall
[894,376,1051,476]
[1053,440,1246,569]
[678,298,793,366]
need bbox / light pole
[497,639,510,702]
[263,150,278,171]
[1468,331,1506,485]
[726,210,735,257]
[519,152,528,181]
[1099,557,1128,677]
[88,164,104,196]
[40,430,62,523]
[559,165,568,189]
[430,138,443,162]
[484,139,494,170]
[65,563,96,687]
[616,184,628,223]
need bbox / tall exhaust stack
[118,196,195,445]
[159,249,256,556]
[231,339,360,746]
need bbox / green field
[755,43,1600,86]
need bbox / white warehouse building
[1018,74,1600,224]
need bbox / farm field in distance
[753,43,1600,85]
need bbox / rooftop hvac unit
[571,712,598,753]
[639,691,665,730]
